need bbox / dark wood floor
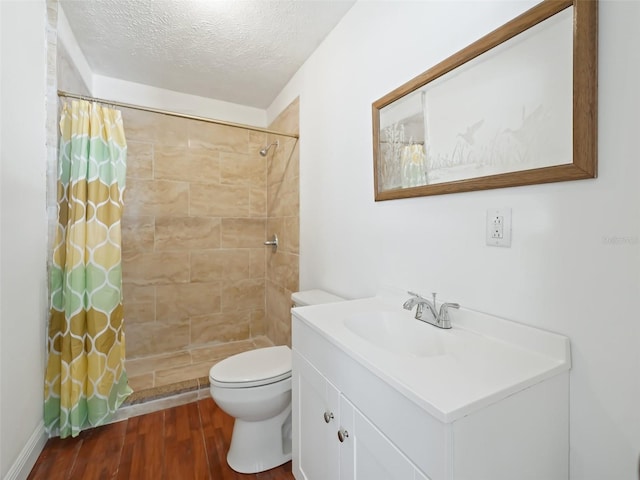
[28,398,294,480]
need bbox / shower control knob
[264,234,278,252]
[337,428,349,443]
[323,411,334,423]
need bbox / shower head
[259,140,279,157]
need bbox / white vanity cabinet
[292,298,570,480]
[293,350,429,480]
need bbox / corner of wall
[57,4,93,93]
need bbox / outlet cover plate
[486,208,512,247]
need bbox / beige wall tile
[190,249,251,283]
[265,137,284,185]
[127,373,154,391]
[249,130,268,150]
[266,217,285,250]
[268,179,299,218]
[155,115,190,146]
[285,216,300,255]
[155,216,221,250]
[221,278,265,312]
[126,351,192,376]
[123,284,155,304]
[126,319,190,358]
[249,186,267,217]
[124,301,155,325]
[155,146,220,184]
[188,121,249,154]
[251,336,274,348]
[250,309,266,337]
[122,251,189,285]
[191,311,251,345]
[127,141,153,180]
[122,215,154,252]
[275,319,292,347]
[221,218,265,248]
[121,107,188,146]
[190,183,250,217]
[220,152,266,187]
[267,136,298,187]
[269,97,299,135]
[120,108,156,143]
[266,280,290,328]
[249,248,266,279]
[267,252,299,292]
[249,131,268,166]
[190,340,255,364]
[125,179,189,217]
[155,361,213,387]
[284,139,300,182]
[156,282,221,321]
[266,321,277,345]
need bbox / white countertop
[292,293,570,423]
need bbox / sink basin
[344,311,462,357]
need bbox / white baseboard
[3,421,47,480]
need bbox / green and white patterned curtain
[44,100,132,438]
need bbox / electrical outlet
[486,208,511,247]
[490,215,504,239]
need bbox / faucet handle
[440,302,460,312]
[438,302,460,324]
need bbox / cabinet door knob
[323,411,334,423]
[337,428,349,443]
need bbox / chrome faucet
[403,291,460,329]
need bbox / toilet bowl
[210,289,345,474]
[209,345,292,474]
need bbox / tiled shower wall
[119,106,298,387]
[266,99,300,346]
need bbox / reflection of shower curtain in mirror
[401,144,426,188]
[44,100,132,438]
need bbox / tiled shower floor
[124,336,274,405]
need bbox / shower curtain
[44,100,132,438]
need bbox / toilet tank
[291,289,344,308]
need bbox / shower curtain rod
[57,90,299,139]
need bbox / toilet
[209,289,344,474]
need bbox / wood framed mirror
[372,0,597,201]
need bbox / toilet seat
[209,345,292,388]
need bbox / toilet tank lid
[209,346,291,384]
[291,289,344,307]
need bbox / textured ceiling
[60,0,355,108]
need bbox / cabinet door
[293,352,340,480]
[350,402,428,480]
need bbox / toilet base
[227,404,292,474]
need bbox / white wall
[0,0,49,478]
[269,1,640,479]
[92,74,268,127]
[0,0,4,468]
